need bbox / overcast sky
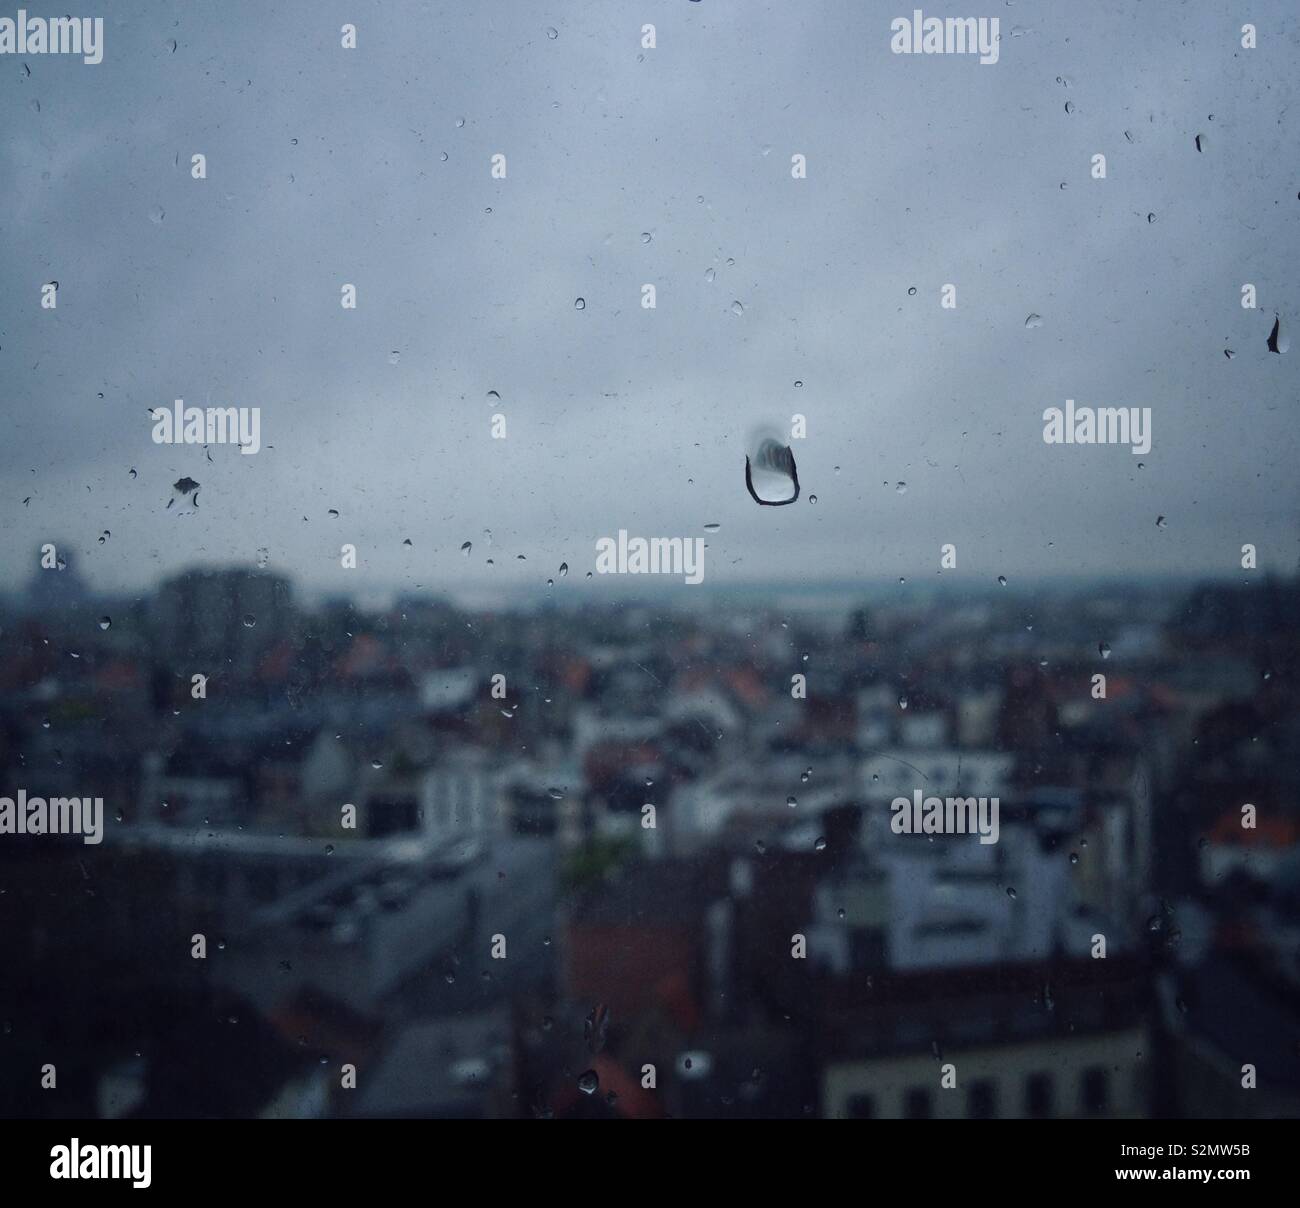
[1,0,1297,604]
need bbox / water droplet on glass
[98,531,110,544]
[388,350,400,365]
[640,231,652,244]
[1195,133,1206,153]
[808,494,817,504]
[703,522,720,533]
[148,205,165,224]
[907,286,917,296]
[744,432,800,505]
[1025,313,1043,329]
[754,839,767,854]
[787,795,797,808]
[895,481,907,494]
[455,117,465,128]
[558,562,568,577]
[128,468,137,479]
[1099,641,1111,659]
[98,617,111,631]
[1064,100,1073,114]
[1006,886,1017,900]
[997,575,1007,586]
[731,300,745,316]
[1147,212,1157,224]
[1156,515,1167,529]
[704,267,716,283]
[242,614,256,628]
[256,547,269,568]
[439,151,448,162]
[898,696,909,710]
[546,26,558,39]
[1069,852,1079,865]
[1267,315,1287,354]
[574,297,585,310]
[577,1070,599,1095]
[814,836,827,852]
[461,541,472,556]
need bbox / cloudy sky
[1,0,1297,602]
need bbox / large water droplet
[574,297,586,310]
[1024,313,1043,329]
[461,541,472,556]
[744,432,800,506]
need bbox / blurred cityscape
[1,553,1298,1119]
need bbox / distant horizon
[5,553,1285,616]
